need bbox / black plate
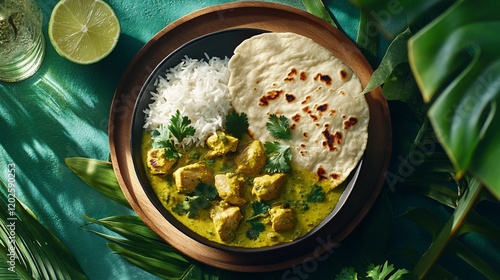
[131,28,361,253]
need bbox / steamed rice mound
[143,55,231,147]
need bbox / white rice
[143,54,232,147]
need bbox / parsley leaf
[307,184,326,203]
[168,110,196,143]
[266,114,292,141]
[246,221,265,240]
[264,141,292,173]
[225,112,249,138]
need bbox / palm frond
[82,215,194,279]
[65,157,130,208]
[0,181,87,280]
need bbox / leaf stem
[413,178,483,279]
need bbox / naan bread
[228,32,369,190]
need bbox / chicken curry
[142,130,346,248]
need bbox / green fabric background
[0,1,361,279]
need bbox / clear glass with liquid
[0,0,45,82]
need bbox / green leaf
[352,0,449,38]
[83,215,164,244]
[83,216,192,279]
[107,241,192,279]
[168,110,196,143]
[399,208,443,239]
[173,183,217,218]
[459,210,500,244]
[335,266,358,280]
[266,114,292,141]
[446,239,500,279]
[65,157,131,208]
[225,111,249,138]
[264,141,292,173]
[356,11,379,65]
[151,124,170,147]
[302,0,337,28]
[408,0,500,198]
[306,184,326,203]
[382,63,427,120]
[413,178,483,278]
[247,201,270,221]
[402,183,458,209]
[192,182,218,200]
[361,28,412,95]
[246,221,265,240]
[0,181,87,280]
[366,261,411,280]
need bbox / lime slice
[48,0,120,64]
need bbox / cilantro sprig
[225,112,249,138]
[306,184,326,203]
[246,221,265,240]
[150,110,196,160]
[266,114,291,140]
[264,141,292,173]
[335,261,411,280]
[264,114,293,173]
[247,201,270,221]
[172,183,217,218]
[168,110,196,143]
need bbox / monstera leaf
[408,0,500,199]
[354,0,500,199]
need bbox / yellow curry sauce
[142,132,345,248]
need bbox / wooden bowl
[109,2,391,272]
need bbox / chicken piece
[206,132,239,158]
[234,140,266,175]
[269,206,295,232]
[252,173,286,201]
[146,148,177,175]
[214,173,247,206]
[210,203,243,243]
[172,163,213,194]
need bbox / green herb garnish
[247,201,270,221]
[225,112,249,138]
[266,114,291,141]
[172,183,217,218]
[151,125,182,160]
[246,221,265,240]
[264,141,292,173]
[306,184,326,203]
[151,125,170,148]
[168,110,196,143]
[192,182,218,200]
[151,111,196,160]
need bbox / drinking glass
[0,0,45,82]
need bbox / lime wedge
[48,0,120,64]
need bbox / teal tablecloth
[0,1,361,279]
